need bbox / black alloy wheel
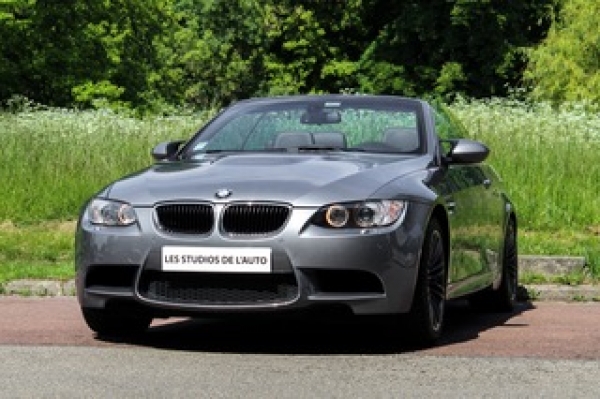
[407,219,447,345]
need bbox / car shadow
[97,298,536,355]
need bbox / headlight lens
[355,202,382,227]
[87,199,137,226]
[315,200,407,229]
[325,204,350,228]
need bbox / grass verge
[520,271,597,286]
[0,262,74,284]
[0,221,75,282]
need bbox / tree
[525,0,600,104]
[262,0,364,95]
[355,0,555,98]
[0,0,172,109]
[161,0,363,104]
[152,0,267,108]
[1,0,558,110]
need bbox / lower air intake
[138,271,298,306]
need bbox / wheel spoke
[505,226,518,295]
[427,231,446,329]
[408,221,447,342]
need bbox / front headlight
[87,198,137,226]
[314,200,407,229]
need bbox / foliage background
[0,0,565,111]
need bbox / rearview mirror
[301,109,341,125]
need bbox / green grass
[0,221,75,282]
[0,109,211,221]
[520,270,596,286]
[450,98,600,276]
[450,98,600,232]
[0,98,599,281]
[0,262,74,284]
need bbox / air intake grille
[138,272,298,305]
[222,204,290,236]
[155,203,213,234]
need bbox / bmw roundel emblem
[215,188,232,199]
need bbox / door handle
[483,179,492,189]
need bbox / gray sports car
[75,95,517,345]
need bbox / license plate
[161,246,271,273]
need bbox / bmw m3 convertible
[76,95,518,345]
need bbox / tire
[406,219,447,345]
[82,308,152,337]
[469,218,518,312]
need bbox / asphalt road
[1,297,599,397]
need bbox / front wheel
[82,308,152,337]
[406,219,447,345]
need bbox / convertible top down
[76,94,517,345]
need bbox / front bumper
[75,203,430,317]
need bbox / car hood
[107,153,431,207]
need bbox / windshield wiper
[184,148,287,160]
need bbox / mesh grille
[222,204,290,236]
[155,203,213,234]
[138,272,298,305]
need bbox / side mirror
[445,139,489,164]
[152,140,185,161]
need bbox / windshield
[182,98,423,159]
